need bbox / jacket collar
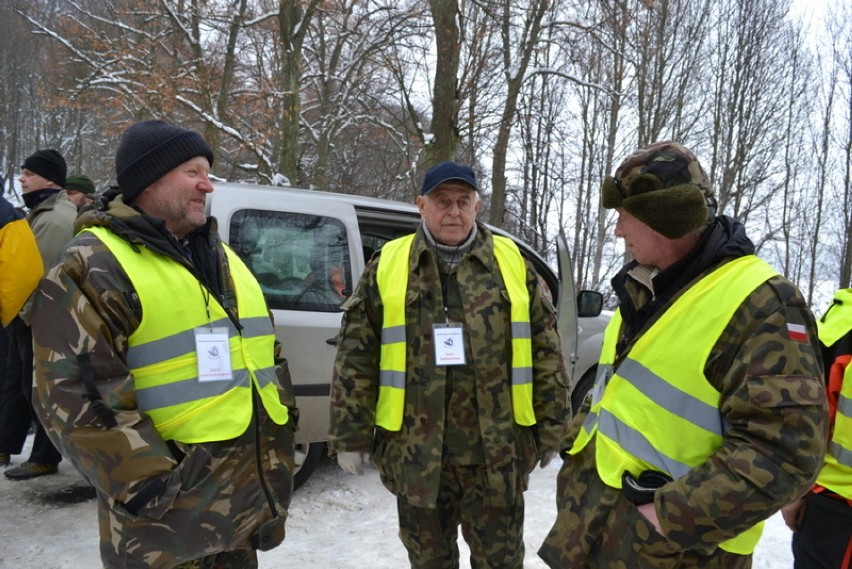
[409,222,496,273]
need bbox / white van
[206,182,609,486]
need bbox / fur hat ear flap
[620,183,708,239]
[625,172,663,197]
[601,175,624,209]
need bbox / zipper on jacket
[249,384,286,551]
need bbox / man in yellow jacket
[0,191,42,328]
[0,190,44,467]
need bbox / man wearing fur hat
[538,141,828,568]
[29,120,297,568]
[0,148,74,480]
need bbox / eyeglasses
[429,195,477,213]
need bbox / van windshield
[229,209,351,312]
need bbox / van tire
[570,366,597,413]
[294,442,325,489]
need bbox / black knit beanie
[22,149,67,188]
[601,141,717,239]
[115,120,214,203]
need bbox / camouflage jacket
[328,223,569,509]
[539,216,828,567]
[30,192,296,569]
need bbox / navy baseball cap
[421,161,479,195]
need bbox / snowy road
[0,436,794,568]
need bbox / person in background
[0,184,44,468]
[298,254,349,310]
[538,141,827,568]
[329,160,569,568]
[0,184,43,329]
[30,120,296,568]
[782,289,852,568]
[1,149,73,480]
[65,174,97,210]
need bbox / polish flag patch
[786,323,808,342]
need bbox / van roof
[210,180,552,273]
[213,181,419,215]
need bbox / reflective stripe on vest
[572,318,618,449]
[374,233,535,431]
[84,226,288,443]
[571,255,778,555]
[492,236,535,426]
[816,289,852,500]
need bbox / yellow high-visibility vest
[374,233,535,431]
[816,288,852,500]
[85,226,289,443]
[570,255,778,555]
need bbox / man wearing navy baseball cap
[420,160,479,196]
[330,160,569,567]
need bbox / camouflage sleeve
[273,335,298,422]
[528,260,571,453]
[31,234,180,515]
[658,276,828,552]
[327,257,382,454]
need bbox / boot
[4,461,58,480]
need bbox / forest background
[1,0,851,310]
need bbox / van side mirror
[577,290,603,318]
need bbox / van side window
[230,210,351,312]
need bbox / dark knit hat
[115,120,214,203]
[65,174,96,195]
[601,141,717,239]
[22,149,67,188]
[421,161,479,195]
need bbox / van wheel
[570,367,597,413]
[294,442,325,489]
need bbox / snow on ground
[0,435,794,568]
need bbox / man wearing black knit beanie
[29,120,297,568]
[1,149,74,481]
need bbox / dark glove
[539,451,556,469]
[621,470,673,506]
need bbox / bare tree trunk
[809,83,833,302]
[488,0,550,228]
[427,0,461,164]
[217,0,248,124]
[278,0,319,186]
[840,71,852,288]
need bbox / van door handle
[326,337,338,346]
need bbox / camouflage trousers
[396,462,525,569]
[171,549,257,569]
[538,446,752,569]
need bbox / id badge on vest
[433,323,466,366]
[195,327,233,382]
